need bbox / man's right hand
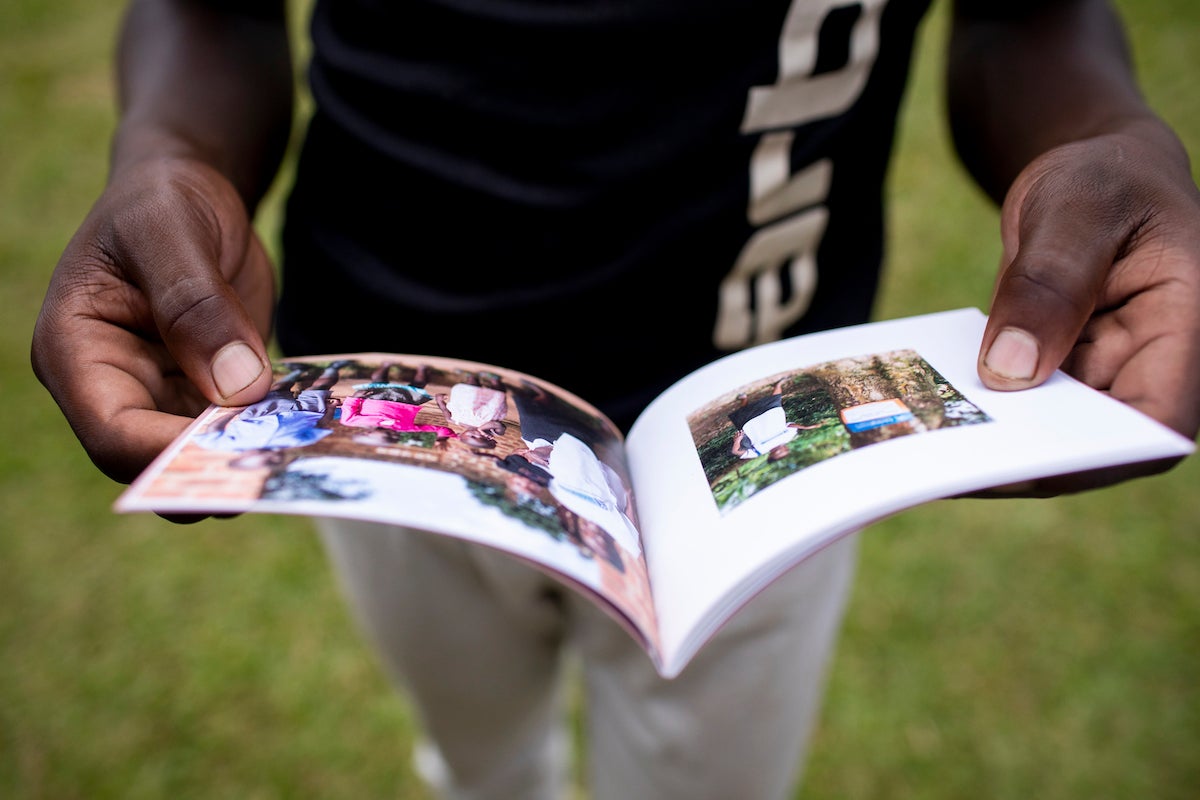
[32,155,276,484]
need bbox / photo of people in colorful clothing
[151,355,657,642]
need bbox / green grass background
[2,1,1197,798]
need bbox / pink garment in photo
[341,396,456,437]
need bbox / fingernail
[212,342,266,399]
[984,328,1039,381]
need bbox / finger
[1067,235,1200,439]
[109,183,274,407]
[35,280,200,482]
[979,168,1134,391]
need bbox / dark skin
[948,1,1200,493]
[32,0,290,483]
[31,0,1200,499]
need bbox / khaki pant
[317,518,858,800]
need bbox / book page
[626,308,1195,678]
[115,354,663,665]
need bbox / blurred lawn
[1,2,1197,799]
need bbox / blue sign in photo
[839,399,914,433]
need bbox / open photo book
[115,308,1195,678]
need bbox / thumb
[114,176,276,407]
[978,165,1128,391]
[143,235,274,406]
[208,338,273,404]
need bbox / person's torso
[278,0,934,431]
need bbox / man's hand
[977,120,1200,494]
[31,156,276,484]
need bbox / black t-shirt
[277,0,933,432]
